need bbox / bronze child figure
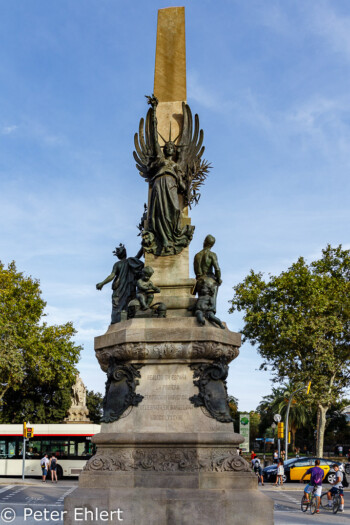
[136,266,160,310]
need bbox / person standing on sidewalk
[274,459,284,486]
[50,454,58,483]
[40,453,49,483]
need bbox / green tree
[86,390,104,424]
[257,385,309,451]
[229,245,350,457]
[0,261,81,422]
[228,395,238,420]
[249,411,260,442]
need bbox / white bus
[0,424,101,479]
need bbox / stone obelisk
[145,7,194,318]
[64,8,273,525]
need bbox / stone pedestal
[64,319,273,524]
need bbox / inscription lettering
[155,384,180,391]
[140,405,191,411]
[147,374,187,380]
[150,415,183,421]
[143,394,188,401]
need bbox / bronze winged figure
[133,95,211,256]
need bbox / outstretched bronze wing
[133,99,162,182]
[177,102,211,207]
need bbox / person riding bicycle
[252,457,264,486]
[327,464,344,513]
[300,459,325,514]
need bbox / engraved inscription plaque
[101,362,233,433]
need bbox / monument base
[64,432,273,524]
[64,485,272,525]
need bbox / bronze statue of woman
[134,95,210,256]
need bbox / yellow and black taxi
[262,457,342,483]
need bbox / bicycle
[301,485,319,515]
[320,488,342,514]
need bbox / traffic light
[23,422,34,438]
[277,422,284,439]
[288,432,291,444]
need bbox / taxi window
[294,459,312,467]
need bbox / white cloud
[1,125,18,135]
[187,71,219,110]
[310,1,350,60]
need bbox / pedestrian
[274,458,284,486]
[250,450,256,460]
[40,453,49,483]
[273,450,278,464]
[50,454,58,483]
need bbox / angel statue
[133,95,211,256]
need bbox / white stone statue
[64,375,90,423]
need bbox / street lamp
[285,382,311,460]
[274,414,282,457]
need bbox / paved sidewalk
[259,483,349,492]
[0,477,78,487]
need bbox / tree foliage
[86,390,103,424]
[229,245,350,456]
[0,261,81,422]
[257,384,310,450]
[228,395,238,420]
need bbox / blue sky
[1,1,349,411]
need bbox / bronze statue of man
[193,235,222,312]
[96,244,144,324]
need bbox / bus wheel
[57,465,63,480]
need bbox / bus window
[49,440,69,458]
[26,443,41,458]
[76,440,86,456]
[41,441,51,455]
[86,441,95,457]
[27,442,41,456]
[0,441,6,458]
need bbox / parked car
[262,457,343,483]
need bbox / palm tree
[258,384,310,451]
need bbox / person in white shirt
[327,465,344,512]
[274,459,284,486]
[40,454,49,483]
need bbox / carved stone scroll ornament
[84,448,250,473]
[189,357,233,423]
[95,342,239,371]
[101,359,144,423]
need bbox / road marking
[0,502,62,507]
[0,486,26,502]
[55,486,76,504]
[0,486,15,495]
